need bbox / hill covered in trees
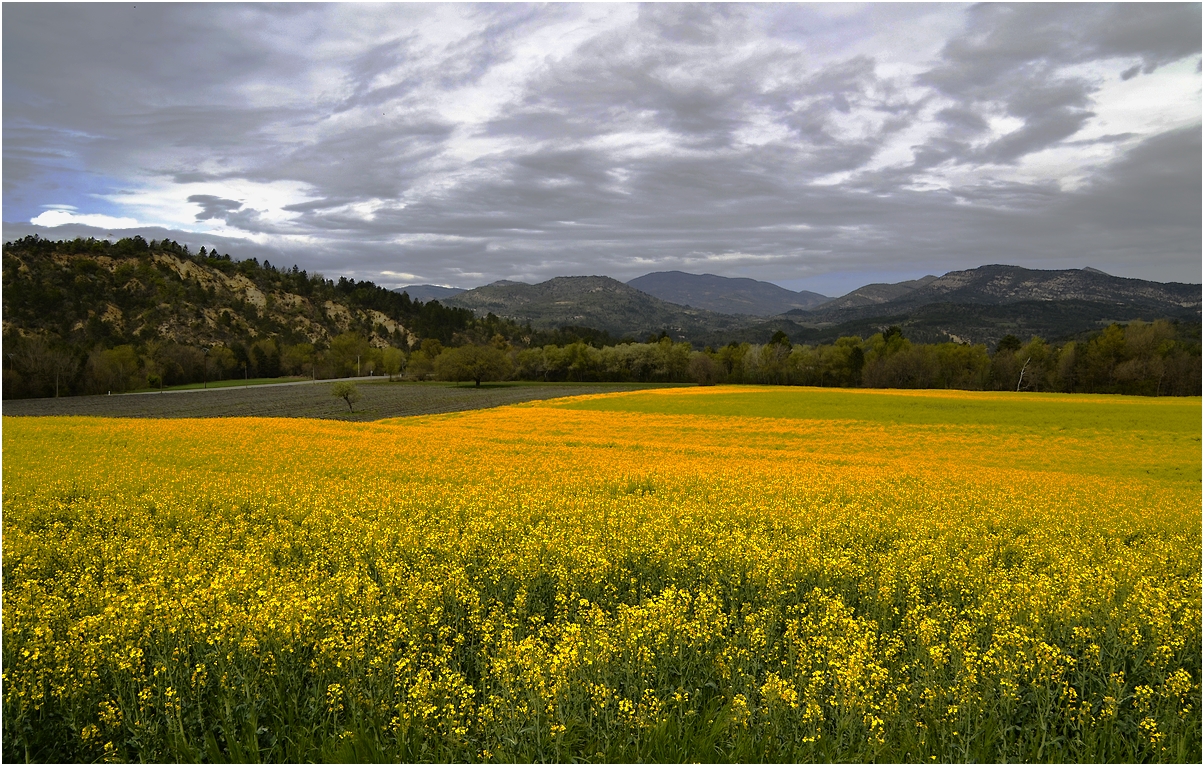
[625,271,830,316]
[775,264,1201,346]
[1,235,522,397]
[444,276,749,341]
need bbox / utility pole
[357,355,361,377]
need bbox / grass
[553,385,1202,433]
[3,386,1200,762]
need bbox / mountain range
[769,265,1201,345]
[419,265,1199,347]
[626,271,829,315]
[394,271,829,316]
[439,276,748,341]
[801,265,1198,321]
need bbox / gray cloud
[3,3,1199,295]
[915,3,1200,167]
[188,195,243,221]
[1067,124,1201,232]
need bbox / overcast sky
[3,2,1200,296]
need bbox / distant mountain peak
[801,264,1199,322]
[626,271,829,316]
[444,274,745,340]
[812,275,937,311]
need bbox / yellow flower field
[2,386,1200,762]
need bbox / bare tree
[46,348,79,397]
[15,337,52,396]
[1016,356,1031,392]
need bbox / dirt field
[1,380,677,421]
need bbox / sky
[3,2,1201,297]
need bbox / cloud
[188,195,244,221]
[28,210,142,229]
[914,3,1201,169]
[3,3,1199,295]
[1066,124,1201,232]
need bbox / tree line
[486,322,1200,396]
[3,331,404,397]
[8,319,1195,398]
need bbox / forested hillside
[1,235,513,397]
[625,271,829,315]
[444,275,748,341]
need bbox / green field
[556,386,1201,432]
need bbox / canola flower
[2,386,1200,762]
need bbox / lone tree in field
[381,347,406,381]
[331,381,361,412]
[434,344,513,387]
